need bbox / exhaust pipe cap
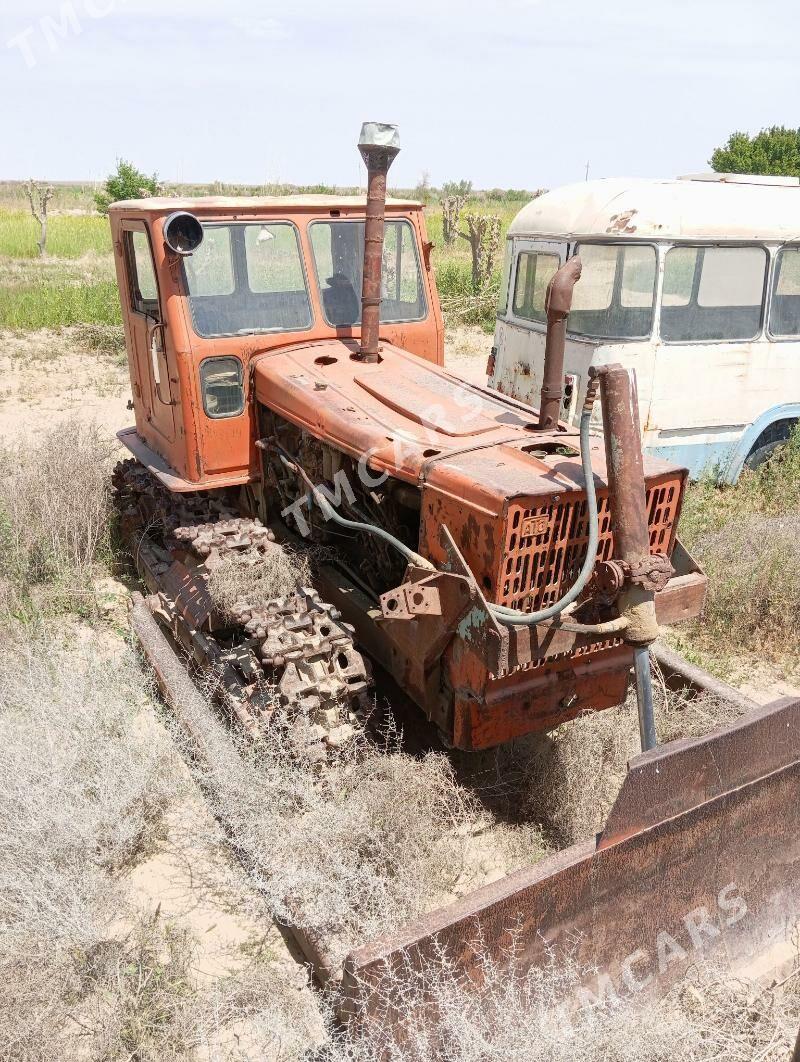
[358,123,400,169]
[358,122,400,153]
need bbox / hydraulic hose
[270,390,605,631]
[274,448,434,571]
[554,615,629,635]
[488,400,600,627]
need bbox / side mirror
[163,211,203,256]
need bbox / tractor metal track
[114,458,372,760]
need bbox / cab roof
[509,175,800,242]
[108,194,421,216]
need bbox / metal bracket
[379,581,442,620]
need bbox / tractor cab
[109,194,442,492]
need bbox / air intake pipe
[538,256,583,431]
[356,122,400,362]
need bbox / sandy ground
[0,328,131,444]
[445,324,491,385]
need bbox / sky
[1,0,799,191]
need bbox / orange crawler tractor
[111,122,706,754]
[117,124,800,1026]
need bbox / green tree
[441,179,473,199]
[710,127,800,177]
[94,159,159,215]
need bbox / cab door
[121,222,176,444]
[492,239,569,406]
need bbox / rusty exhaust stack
[538,256,582,430]
[589,363,673,750]
[357,122,400,362]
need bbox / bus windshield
[569,243,657,339]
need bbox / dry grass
[71,322,127,363]
[0,420,116,620]
[452,664,743,850]
[207,543,311,620]
[520,675,742,847]
[331,950,800,1061]
[679,426,800,671]
[682,512,800,666]
[203,731,537,966]
[161,685,546,970]
[0,633,180,1060]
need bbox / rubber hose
[275,451,433,569]
[488,406,599,627]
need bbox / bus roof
[508,175,800,243]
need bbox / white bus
[490,173,800,481]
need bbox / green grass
[0,194,524,332]
[0,212,111,258]
[0,280,120,329]
[0,252,119,329]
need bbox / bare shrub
[459,212,501,292]
[207,544,311,620]
[0,421,116,617]
[0,634,180,1059]
[24,178,54,257]
[440,194,465,246]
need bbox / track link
[114,459,371,759]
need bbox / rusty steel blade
[342,693,800,1020]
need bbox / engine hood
[251,338,682,511]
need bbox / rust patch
[607,208,639,234]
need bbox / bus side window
[661,245,767,343]
[770,248,800,337]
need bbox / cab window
[569,243,657,339]
[309,219,426,327]
[125,230,159,318]
[661,245,767,342]
[183,222,312,337]
[511,251,559,323]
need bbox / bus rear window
[660,245,767,342]
[569,244,657,339]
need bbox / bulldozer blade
[129,588,800,1030]
[343,690,800,1021]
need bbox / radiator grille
[498,477,681,612]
